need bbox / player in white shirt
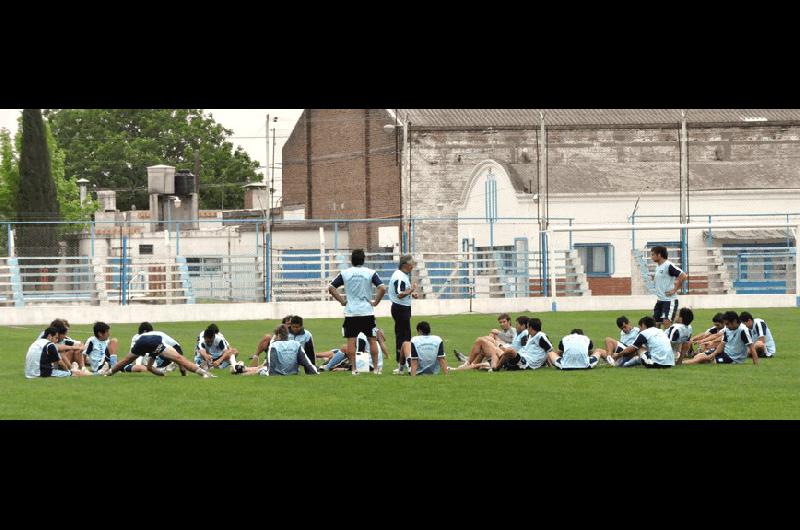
[682,311,758,365]
[616,316,675,368]
[548,329,612,370]
[398,321,448,376]
[194,323,238,371]
[650,246,689,328]
[688,312,724,356]
[604,316,641,366]
[81,321,119,375]
[739,311,776,358]
[664,307,694,362]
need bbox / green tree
[0,119,98,223]
[44,109,262,211]
[17,109,60,257]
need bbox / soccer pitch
[2,307,798,419]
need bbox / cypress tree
[17,109,61,259]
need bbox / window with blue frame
[574,243,614,276]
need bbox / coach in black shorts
[328,249,387,375]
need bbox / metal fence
[0,215,796,306]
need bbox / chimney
[96,190,117,212]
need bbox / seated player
[616,316,675,369]
[121,322,184,375]
[81,321,118,375]
[665,307,694,362]
[496,317,553,371]
[398,321,448,376]
[453,315,529,370]
[108,328,215,377]
[250,315,293,367]
[739,311,776,358]
[39,319,87,373]
[194,323,238,371]
[605,316,641,367]
[682,311,758,365]
[547,329,612,370]
[319,328,388,373]
[232,324,317,376]
[688,312,724,355]
[287,315,316,365]
[25,326,92,378]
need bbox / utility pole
[264,113,271,303]
[679,110,690,290]
[403,113,410,252]
[271,126,276,210]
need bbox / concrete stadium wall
[2,294,796,326]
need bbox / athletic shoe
[165,363,177,372]
[97,363,110,376]
[351,371,359,376]
[392,368,403,375]
[71,362,79,371]
[233,362,245,374]
[81,366,91,374]
[640,353,654,366]
[151,368,166,376]
[453,349,468,363]
[202,371,217,378]
[606,355,616,367]
[622,357,642,367]
[318,365,329,372]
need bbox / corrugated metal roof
[398,109,800,128]
[504,159,800,193]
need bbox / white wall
[456,163,800,278]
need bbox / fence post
[176,222,181,256]
[540,230,548,297]
[681,226,689,294]
[121,235,128,306]
[7,223,13,256]
[796,224,800,307]
[8,257,24,307]
[631,213,636,250]
[264,228,272,302]
[548,229,557,310]
[568,218,573,251]
[90,221,95,258]
[706,215,712,248]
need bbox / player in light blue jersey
[548,329,611,370]
[194,323,238,371]
[616,316,675,368]
[232,325,318,376]
[25,326,92,378]
[650,246,688,329]
[399,321,448,376]
[496,317,553,371]
[318,328,388,372]
[107,324,216,377]
[604,316,641,366]
[250,315,293,367]
[452,315,526,370]
[81,321,119,375]
[41,318,87,373]
[689,312,724,356]
[683,311,758,365]
[665,307,694,362]
[388,254,418,373]
[288,315,316,364]
[739,311,776,358]
[328,249,386,375]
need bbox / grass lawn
[2,307,798,419]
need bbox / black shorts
[131,335,166,356]
[715,351,736,364]
[504,354,522,371]
[342,316,377,339]
[615,345,626,354]
[644,363,672,369]
[653,300,679,323]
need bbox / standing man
[388,254,418,374]
[328,249,387,375]
[650,246,688,329]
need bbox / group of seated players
[451,309,775,372]
[23,308,776,379]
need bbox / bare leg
[369,337,381,374]
[345,337,357,373]
[159,346,209,376]
[605,338,619,359]
[252,334,272,366]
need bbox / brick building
[283,109,800,294]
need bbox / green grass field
[2,307,798,419]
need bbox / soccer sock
[196,367,209,377]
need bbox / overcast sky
[0,108,303,203]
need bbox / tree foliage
[44,109,262,211]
